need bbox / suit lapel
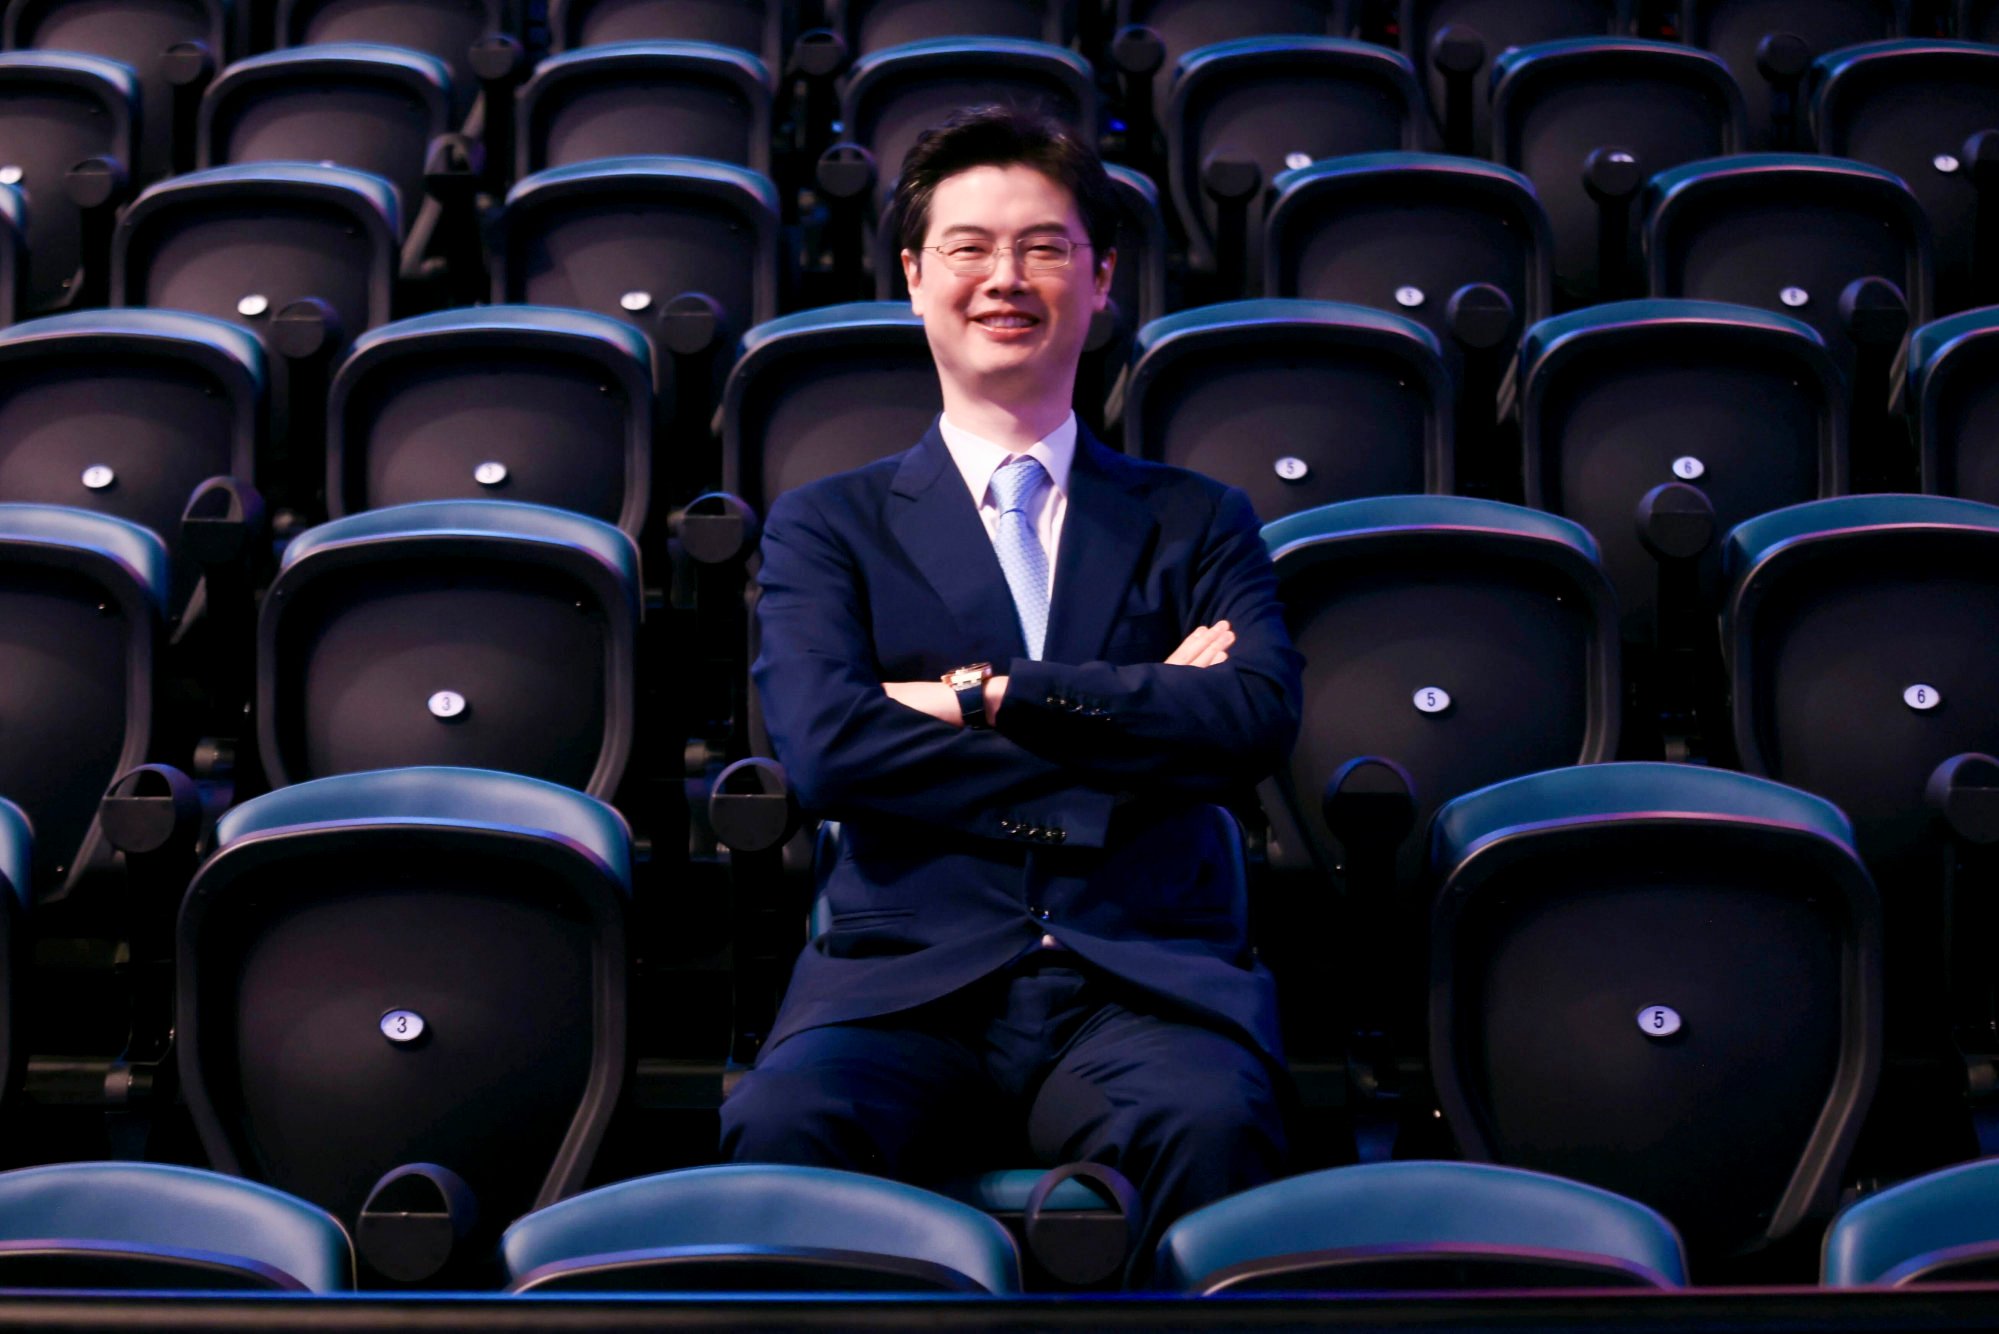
[887,422,1028,660]
[1044,431,1157,663]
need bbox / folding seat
[4,0,228,183]
[1904,307,1999,503]
[256,501,640,799]
[1812,41,1999,311]
[814,37,1095,288]
[1119,300,1453,523]
[1642,155,1931,447]
[198,45,456,244]
[1428,762,1880,1260]
[0,1162,351,1290]
[326,307,656,539]
[1164,38,1422,297]
[0,53,138,315]
[1490,38,1745,305]
[1256,496,1618,1075]
[177,765,630,1283]
[549,0,788,72]
[515,40,773,178]
[492,156,781,428]
[112,162,399,517]
[1394,0,1629,156]
[502,1164,1017,1292]
[1512,300,1846,747]
[830,0,1072,58]
[1823,1156,1999,1285]
[277,0,502,120]
[1156,1161,1686,1292]
[1678,0,1906,149]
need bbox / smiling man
[720,107,1303,1282]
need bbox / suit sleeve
[995,485,1303,797]
[752,485,1122,848]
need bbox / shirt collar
[938,411,1077,508]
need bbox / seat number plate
[1638,1005,1681,1038]
[380,1010,425,1044]
[1413,686,1450,714]
[1904,684,1941,711]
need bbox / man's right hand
[1165,621,1233,668]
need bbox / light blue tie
[990,456,1051,660]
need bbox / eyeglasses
[922,235,1091,276]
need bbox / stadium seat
[111,162,400,518]
[255,500,640,798]
[548,0,789,72]
[1429,762,1881,1260]
[501,1163,1020,1292]
[1164,37,1421,296]
[1643,156,1930,421]
[277,0,501,120]
[1120,300,1453,521]
[1394,0,1629,156]
[515,41,773,177]
[1678,0,1906,149]
[1513,299,1846,751]
[177,765,630,1283]
[326,307,656,538]
[1257,497,1618,1075]
[1904,307,1999,502]
[0,53,137,315]
[0,1161,351,1291]
[1490,38,1746,305]
[0,505,166,897]
[493,155,781,421]
[1823,1156,1999,1285]
[4,0,228,183]
[833,0,1072,58]
[1812,40,1999,312]
[1155,1161,1687,1292]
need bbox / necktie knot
[990,455,1048,516]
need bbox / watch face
[943,662,992,689]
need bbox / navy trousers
[719,956,1288,1286]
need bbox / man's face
[902,163,1114,406]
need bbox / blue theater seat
[1155,1161,1688,1292]
[1824,1156,1999,1285]
[277,0,500,120]
[516,41,772,177]
[1395,0,1628,156]
[1904,307,1999,502]
[0,1162,352,1291]
[0,53,135,314]
[548,0,789,72]
[501,1163,1021,1293]
[1678,0,1906,149]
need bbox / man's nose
[983,248,1031,290]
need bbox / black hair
[891,104,1117,264]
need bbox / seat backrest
[1812,40,1999,314]
[1121,0,1348,102]
[548,0,787,72]
[1679,0,1905,149]
[516,41,772,177]
[199,45,455,229]
[1491,37,1746,304]
[1397,0,1628,155]
[837,0,1070,57]
[1823,1157,1999,1286]
[327,306,656,537]
[1516,298,1847,642]
[1905,307,1999,503]
[1123,300,1453,519]
[3,0,227,182]
[256,500,641,797]
[1428,761,1880,1260]
[1165,37,1422,276]
[277,0,501,119]
[1643,154,1932,374]
[179,765,631,1271]
[0,53,137,313]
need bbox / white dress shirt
[937,411,1075,597]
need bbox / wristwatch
[941,662,994,729]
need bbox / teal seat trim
[1823,1157,1999,1286]
[1106,162,1159,208]
[0,798,28,915]
[1155,1160,1688,1290]
[0,50,140,100]
[216,766,632,890]
[1493,35,1723,87]
[132,162,401,236]
[1722,495,1999,585]
[847,35,1093,86]
[345,305,653,366]
[1646,152,1908,206]
[0,1162,351,1292]
[280,499,640,592]
[217,41,452,88]
[934,1170,1118,1215]
[1263,495,1599,566]
[532,39,770,88]
[1813,37,1999,85]
[1271,149,1535,200]
[501,1163,1021,1293]
[1908,308,1999,393]
[0,308,266,384]
[506,155,780,217]
[737,302,922,357]
[1134,298,1439,361]
[0,503,169,612]
[1520,299,1825,375]
[1434,763,1855,873]
[1174,34,1415,80]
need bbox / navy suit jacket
[751,421,1303,1060]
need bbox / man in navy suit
[720,107,1302,1276]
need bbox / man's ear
[1093,246,1118,309]
[901,248,923,312]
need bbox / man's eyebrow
[936,224,994,238]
